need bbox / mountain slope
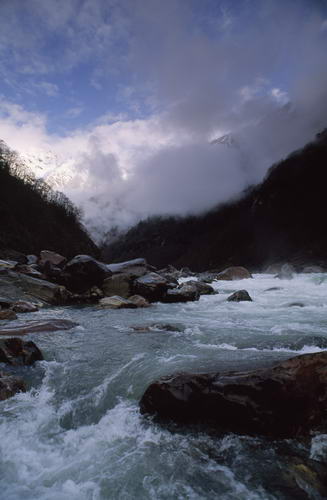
[102,130,327,271]
[0,141,98,258]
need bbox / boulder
[99,296,137,309]
[0,371,26,401]
[63,255,111,293]
[102,273,134,298]
[0,269,71,305]
[11,301,39,313]
[227,290,252,302]
[0,259,16,270]
[162,283,200,303]
[215,266,252,280]
[70,286,104,304]
[13,264,45,279]
[107,258,152,278]
[0,318,77,336]
[186,280,215,295]
[128,295,150,307]
[39,250,66,268]
[140,351,327,438]
[0,310,17,320]
[0,338,43,365]
[134,272,170,302]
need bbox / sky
[0,0,327,240]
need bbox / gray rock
[107,258,152,278]
[11,301,39,313]
[0,269,71,305]
[0,337,43,365]
[27,255,38,265]
[39,250,67,268]
[302,265,323,273]
[102,273,134,298]
[162,283,200,303]
[128,295,150,307]
[186,280,215,295]
[215,266,252,280]
[0,371,26,401]
[0,318,78,336]
[99,296,137,309]
[134,272,170,302]
[227,290,253,302]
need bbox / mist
[2,0,327,240]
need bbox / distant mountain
[102,129,327,271]
[0,140,98,258]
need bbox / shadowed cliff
[102,130,327,271]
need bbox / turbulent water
[1,273,327,499]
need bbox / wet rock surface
[162,282,200,303]
[215,266,252,280]
[99,296,137,309]
[140,351,327,438]
[0,319,78,336]
[134,272,170,302]
[0,310,17,320]
[0,371,26,401]
[63,255,111,293]
[227,290,253,302]
[0,337,43,365]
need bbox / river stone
[0,337,43,365]
[215,266,252,280]
[0,319,78,336]
[27,255,38,265]
[102,273,134,299]
[0,310,17,320]
[107,258,152,278]
[186,280,215,295]
[140,351,327,438]
[0,371,26,401]
[13,264,45,279]
[134,272,170,302]
[11,301,39,313]
[0,269,71,305]
[39,250,67,268]
[63,255,111,293]
[129,295,150,307]
[162,283,200,303]
[227,290,252,302]
[99,296,137,309]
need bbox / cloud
[0,0,327,242]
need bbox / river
[1,273,327,499]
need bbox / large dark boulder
[63,255,111,293]
[186,280,215,295]
[162,283,200,303]
[0,371,26,400]
[140,352,327,438]
[134,272,170,302]
[0,337,43,365]
[227,290,252,302]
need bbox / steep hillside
[0,142,98,258]
[102,130,327,271]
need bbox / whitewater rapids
[0,273,327,499]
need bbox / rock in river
[0,371,26,401]
[162,283,200,303]
[140,351,327,438]
[99,296,137,309]
[215,266,252,280]
[63,255,111,293]
[0,319,77,336]
[0,337,43,365]
[0,310,17,320]
[134,272,170,302]
[227,290,253,302]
